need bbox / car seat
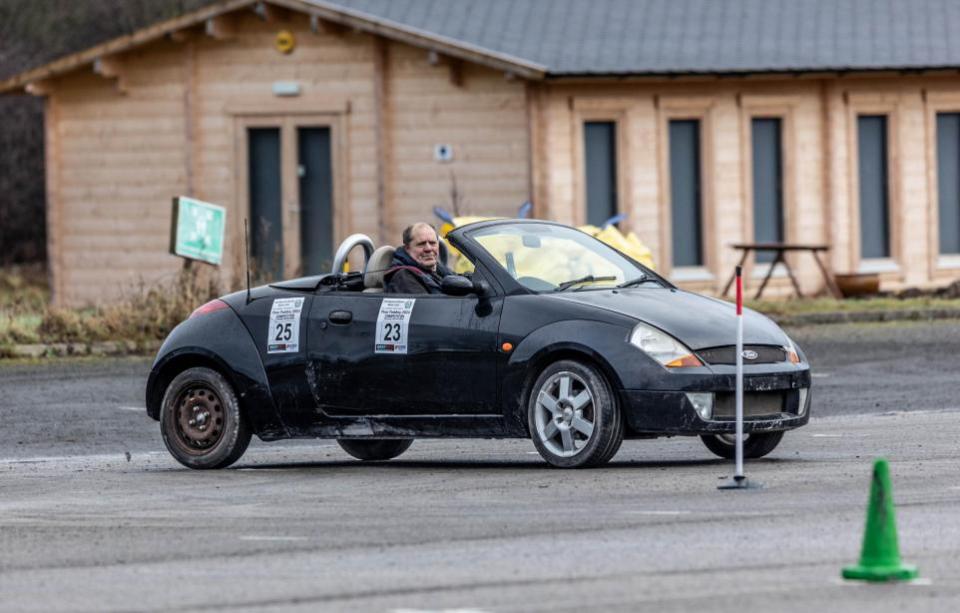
[363,245,396,293]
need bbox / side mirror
[441,275,475,296]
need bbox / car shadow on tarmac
[207,456,805,471]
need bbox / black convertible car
[146,220,810,469]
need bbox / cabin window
[752,117,784,263]
[857,115,891,259]
[937,113,960,255]
[669,119,703,267]
[583,121,618,227]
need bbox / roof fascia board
[0,0,257,94]
[283,0,546,80]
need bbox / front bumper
[619,369,811,435]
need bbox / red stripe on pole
[735,266,743,315]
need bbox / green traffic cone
[842,458,918,582]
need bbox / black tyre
[337,439,413,461]
[160,367,252,469]
[527,359,623,468]
[699,431,784,459]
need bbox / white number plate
[375,298,415,354]
[267,297,304,354]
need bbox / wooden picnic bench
[721,243,843,299]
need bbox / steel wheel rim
[171,385,226,455]
[534,371,596,458]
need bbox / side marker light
[501,342,514,353]
[665,354,703,368]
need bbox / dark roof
[318,0,960,75]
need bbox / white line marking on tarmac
[811,372,831,378]
[239,536,310,542]
[624,510,693,516]
[0,451,167,464]
[811,434,843,438]
[392,609,492,613]
[116,406,146,412]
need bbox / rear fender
[145,307,287,439]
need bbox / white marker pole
[734,265,745,480]
[718,265,761,490]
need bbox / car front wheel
[337,439,413,461]
[700,431,784,459]
[528,359,623,468]
[160,367,252,469]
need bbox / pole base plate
[717,475,764,490]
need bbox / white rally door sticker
[375,298,415,354]
[267,297,304,354]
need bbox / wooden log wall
[533,75,960,297]
[38,5,960,304]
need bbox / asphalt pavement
[0,320,958,612]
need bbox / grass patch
[1,264,224,348]
[745,296,960,317]
[0,264,48,311]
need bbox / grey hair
[402,222,438,246]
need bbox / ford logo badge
[742,350,759,360]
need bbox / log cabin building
[4,0,960,305]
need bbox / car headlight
[783,335,801,365]
[629,322,703,368]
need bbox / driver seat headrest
[363,245,396,291]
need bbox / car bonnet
[550,288,789,349]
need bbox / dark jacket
[384,247,452,294]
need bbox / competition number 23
[375,298,415,354]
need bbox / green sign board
[170,196,226,265]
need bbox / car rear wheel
[160,367,251,469]
[528,359,623,468]
[700,431,784,459]
[337,439,413,461]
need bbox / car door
[306,284,504,416]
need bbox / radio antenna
[244,218,252,305]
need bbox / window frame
[234,113,347,279]
[924,92,960,279]
[845,95,902,278]
[657,96,716,281]
[738,97,796,280]
[572,103,629,228]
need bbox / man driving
[385,222,454,294]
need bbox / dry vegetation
[0,265,224,350]
[4,261,960,356]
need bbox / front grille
[697,345,786,365]
[713,392,785,419]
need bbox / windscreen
[467,223,649,292]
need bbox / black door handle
[328,310,353,324]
